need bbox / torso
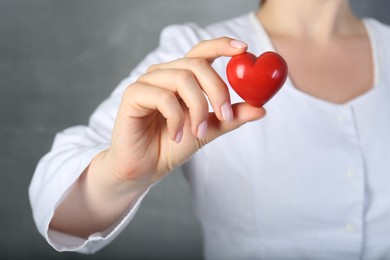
[185,13,390,259]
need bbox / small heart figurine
[226,51,288,107]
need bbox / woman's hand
[104,37,266,190]
[49,37,266,237]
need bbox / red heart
[226,51,288,107]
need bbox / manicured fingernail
[221,102,233,122]
[230,39,248,49]
[197,121,208,139]
[175,129,183,143]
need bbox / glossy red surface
[226,51,288,107]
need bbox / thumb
[205,103,266,143]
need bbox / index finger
[185,37,248,62]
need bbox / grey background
[1,0,389,259]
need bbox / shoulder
[365,18,390,65]
[204,12,254,38]
[157,12,253,53]
[365,18,390,87]
[365,18,390,41]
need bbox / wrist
[89,149,151,199]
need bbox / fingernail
[230,39,248,49]
[197,121,208,139]
[175,129,183,143]
[221,102,233,122]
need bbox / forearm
[49,150,147,239]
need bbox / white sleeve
[28,23,209,254]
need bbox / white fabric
[29,12,390,259]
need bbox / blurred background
[1,0,389,259]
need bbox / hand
[103,37,266,190]
[49,37,266,237]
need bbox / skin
[257,0,373,104]
[50,0,373,238]
[49,39,266,237]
